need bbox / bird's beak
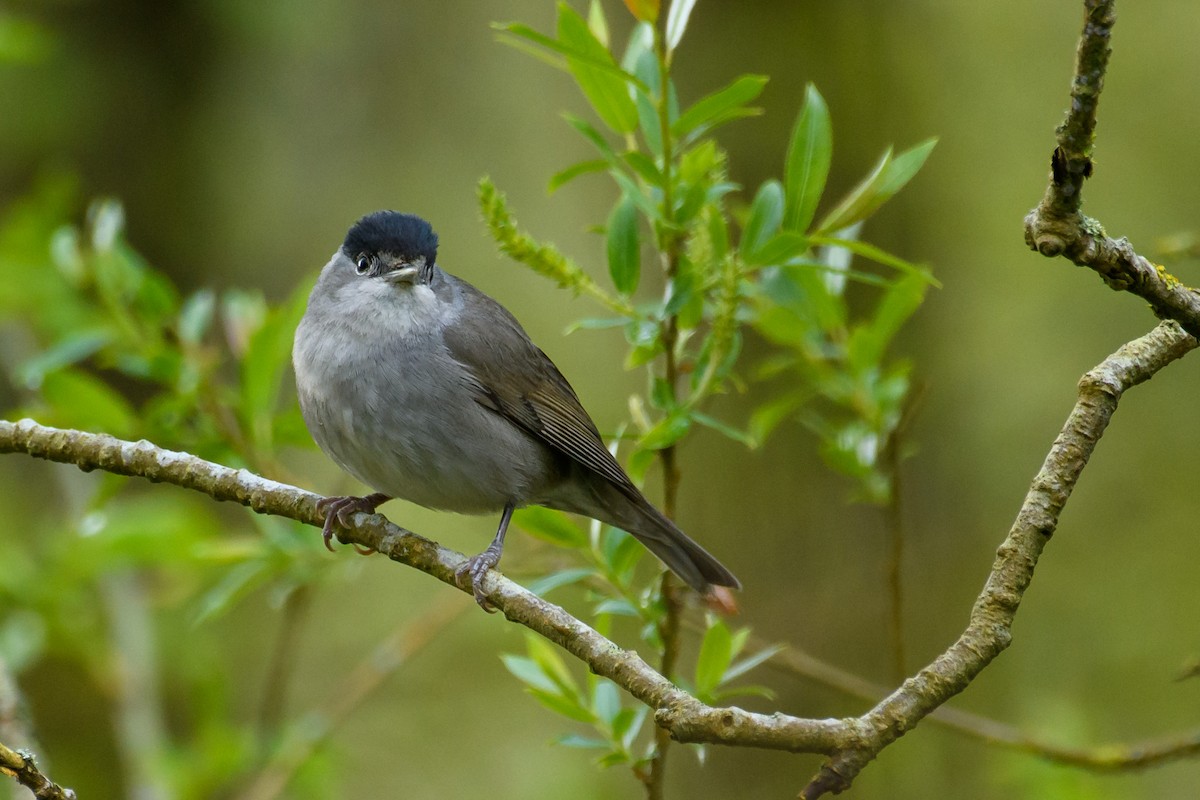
[384,265,420,284]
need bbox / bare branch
[1024,0,1200,338]
[0,742,76,800]
[792,320,1197,797]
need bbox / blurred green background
[3,1,1200,798]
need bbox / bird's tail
[569,479,741,613]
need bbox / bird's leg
[315,492,391,553]
[457,502,515,612]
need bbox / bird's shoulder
[439,274,632,490]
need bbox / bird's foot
[456,544,503,613]
[315,492,390,553]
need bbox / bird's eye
[354,256,371,275]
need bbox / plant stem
[646,21,682,799]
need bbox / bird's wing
[440,279,634,492]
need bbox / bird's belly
[298,343,556,513]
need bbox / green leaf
[501,654,562,695]
[606,194,641,294]
[746,231,810,267]
[240,280,310,454]
[39,368,137,437]
[694,619,734,695]
[193,560,270,625]
[621,151,662,186]
[808,235,941,286]
[14,329,114,389]
[638,410,691,450]
[587,0,609,47]
[548,159,609,194]
[673,75,767,137]
[783,84,833,233]
[664,0,698,53]
[557,3,639,134]
[178,289,217,345]
[494,21,648,93]
[692,411,756,448]
[848,272,928,370]
[748,390,808,445]
[740,180,785,259]
[600,528,644,582]
[527,635,583,701]
[724,643,786,682]
[514,506,588,548]
[592,680,620,726]
[816,138,937,234]
[527,568,596,597]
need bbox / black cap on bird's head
[344,211,439,267]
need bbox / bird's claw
[315,494,386,554]
[456,547,502,612]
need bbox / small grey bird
[293,211,740,612]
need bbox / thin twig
[257,584,314,736]
[1025,0,1200,339]
[760,636,1200,770]
[236,596,469,800]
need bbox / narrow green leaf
[809,235,941,286]
[664,0,698,53]
[849,272,928,369]
[694,619,734,695]
[514,506,588,548]
[548,159,609,194]
[494,21,649,93]
[748,390,807,445]
[178,289,216,345]
[500,654,562,695]
[673,74,767,137]
[527,634,584,702]
[816,138,937,234]
[14,329,113,389]
[527,568,596,597]
[783,84,833,233]
[557,3,639,134]
[40,368,137,437]
[528,687,596,723]
[723,643,786,682]
[564,114,620,162]
[606,195,641,294]
[592,680,620,726]
[740,180,784,259]
[746,230,810,267]
[621,151,662,186]
[587,0,609,47]
[638,411,691,450]
[691,411,756,448]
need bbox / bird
[292,210,740,612]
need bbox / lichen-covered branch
[1024,0,1200,338]
[0,741,76,800]
[792,320,1197,797]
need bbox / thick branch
[792,320,1197,797]
[1023,0,1200,338]
[0,419,840,754]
